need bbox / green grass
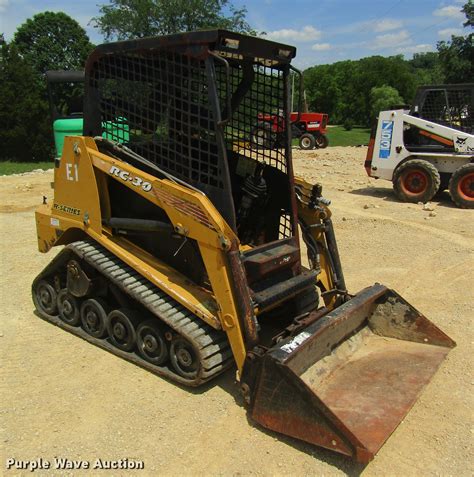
[326,126,370,147]
[0,161,54,175]
[292,126,370,148]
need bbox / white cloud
[438,27,464,38]
[311,43,332,51]
[374,19,403,33]
[396,44,435,54]
[267,25,321,42]
[433,5,464,19]
[0,0,9,13]
[371,30,410,49]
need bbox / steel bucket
[242,284,455,463]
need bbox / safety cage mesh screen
[88,51,224,188]
[215,61,288,173]
[214,58,292,239]
[278,213,292,239]
[418,88,473,133]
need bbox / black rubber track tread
[32,239,233,386]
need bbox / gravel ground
[1,147,473,476]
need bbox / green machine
[46,70,129,158]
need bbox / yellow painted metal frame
[36,138,335,373]
[36,136,248,371]
[295,176,338,309]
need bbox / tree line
[0,0,472,162]
[0,12,94,162]
[303,52,444,129]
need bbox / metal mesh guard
[216,61,288,173]
[91,51,223,188]
[88,44,292,236]
[419,87,473,133]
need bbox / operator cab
[84,30,317,318]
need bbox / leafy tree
[409,52,438,70]
[12,11,93,76]
[437,2,473,83]
[462,0,473,27]
[2,12,95,163]
[408,52,444,84]
[0,42,52,162]
[93,0,255,40]
[437,35,473,83]
[370,85,404,119]
[304,55,417,125]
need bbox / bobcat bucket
[241,284,455,463]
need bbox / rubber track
[32,239,233,386]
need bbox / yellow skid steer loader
[33,30,455,463]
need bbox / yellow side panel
[88,232,221,330]
[35,204,59,252]
[53,137,102,234]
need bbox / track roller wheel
[57,289,81,326]
[136,319,169,366]
[393,159,440,203]
[315,134,329,149]
[80,298,109,338]
[34,279,58,316]
[107,308,140,352]
[169,337,200,380]
[449,163,474,209]
[299,133,316,150]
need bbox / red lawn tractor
[251,111,329,150]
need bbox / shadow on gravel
[244,416,366,476]
[349,187,457,208]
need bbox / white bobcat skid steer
[365,84,474,208]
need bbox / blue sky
[0,0,469,67]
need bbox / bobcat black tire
[31,239,233,386]
[393,159,440,203]
[448,163,474,209]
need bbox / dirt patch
[1,148,473,476]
